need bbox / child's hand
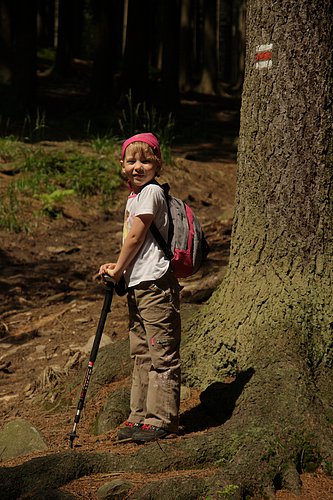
[98,263,123,283]
[104,268,123,283]
[99,263,116,275]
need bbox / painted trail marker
[255,44,273,69]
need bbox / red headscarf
[121,133,161,160]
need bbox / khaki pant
[127,269,181,432]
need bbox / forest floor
[1,84,333,499]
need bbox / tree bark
[184,0,333,386]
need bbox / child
[99,133,181,443]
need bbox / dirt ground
[1,118,333,498]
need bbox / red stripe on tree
[255,51,272,61]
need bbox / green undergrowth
[20,149,122,198]
[0,140,123,231]
[0,95,175,232]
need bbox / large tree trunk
[37,0,55,48]
[11,0,38,109]
[197,0,218,94]
[218,0,246,90]
[89,0,124,109]
[182,0,333,493]
[122,0,153,105]
[54,0,83,76]
[160,0,180,112]
[178,0,194,93]
[0,0,11,85]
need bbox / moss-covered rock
[0,418,48,462]
[97,478,133,499]
[91,387,131,435]
[75,338,131,397]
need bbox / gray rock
[81,333,113,354]
[87,339,132,395]
[0,418,47,462]
[97,479,133,499]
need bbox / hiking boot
[132,424,170,443]
[117,421,143,440]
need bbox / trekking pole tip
[69,432,76,448]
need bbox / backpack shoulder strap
[150,183,173,260]
[160,183,174,245]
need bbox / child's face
[122,147,160,193]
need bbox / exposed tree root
[1,406,332,499]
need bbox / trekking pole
[69,274,115,448]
